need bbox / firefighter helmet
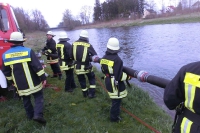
[107,37,120,50]
[59,32,68,39]
[46,31,55,37]
[8,32,26,43]
[80,30,88,38]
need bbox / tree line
[13,0,146,32]
[14,7,49,32]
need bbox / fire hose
[122,66,171,88]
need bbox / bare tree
[79,5,92,24]
[32,9,49,31]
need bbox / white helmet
[107,37,120,50]
[80,30,88,38]
[8,32,26,42]
[59,32,68,39]
[46,31,55,37]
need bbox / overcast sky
[3,0,105,27]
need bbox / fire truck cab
[0,3,22,89]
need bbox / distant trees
[60,9,81,30]
[14,7,49,32]
[93,0,145,22]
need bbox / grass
[0,66,173,133]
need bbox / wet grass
[0,66,173,133]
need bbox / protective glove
[92,56,100,63]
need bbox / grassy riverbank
[0,32,173,133]
[75,12,200,29]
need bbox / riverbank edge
[75,12,200,30]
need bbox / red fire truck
[0,3,23,99]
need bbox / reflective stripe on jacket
[70,38,97,75]
[56,40,74,71]
[2,46,46,96]
[164,61,200,133]
[100,51,129,99]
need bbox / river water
[52,22,200,117]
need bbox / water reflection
[53,23,200,117]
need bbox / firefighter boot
[82,90,88,98]
[88,88,96,98]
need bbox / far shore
[75,12,200,30]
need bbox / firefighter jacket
[164,61,200,133]
[70,38,97,75]
[42,38,59,64]
[56,40,74,71]
[100,51,130,99]
[2,45,46,96]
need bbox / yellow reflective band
[56,44,64,47]
[17,83,43,96]
[108,67,113,74]
[5,51,28,59]
[73,45,77,60]
[82,46,88,62]
[47,49,52,53]
[184,72,199,112]
[181,117,193,133]
[108,89,127,98]
[121,72,128,81]
[184,72,200,88]
[74,42,90,47]
[46,59,59,64]
[82,88,88,91]
[100,59,114,67]
[56,44,64,59]
[4,58,31,66]
[184,83,195,112]
[6,76,13,80]
[37,69,45,76]
[22,62,34,89]
[89,85,96,88]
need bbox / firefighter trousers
[22,89,44,119]
[50,63,62,77]
[110,99,122,121]
[77,71,96,96]
[64,68,76,91]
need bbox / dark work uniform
[2,45,46,119]
[164,61,200,133]
[100,50,131,122]
[70,37,97,97]
[56,39,76,91]
[42,38,62,78]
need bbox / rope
[95,76,161,133]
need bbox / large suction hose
[122,66,170,88]
[95,58,171,88]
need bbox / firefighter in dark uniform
[164,61,200,133]
[56,32,76,92]
[100,37,131,122]
[2,32,47,124]
[42,31,62,79]
[70,30,98,98]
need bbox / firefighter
[2,32,47,124]
[164,61,200,133]
[100,37,131,122]
[70,30,99,98]
[56,32,77,92]
[42,31,62,80]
